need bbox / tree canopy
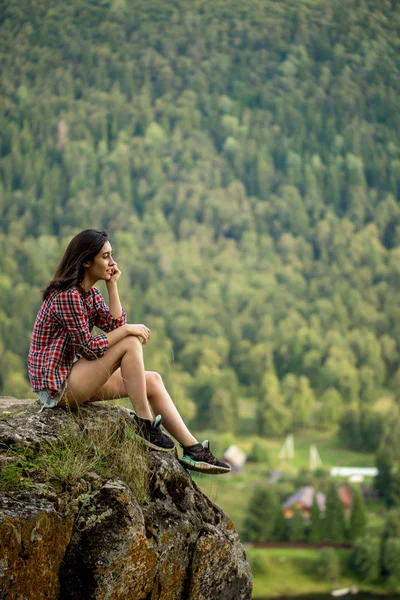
[1,0,400,434]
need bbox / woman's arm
[93,287,127,333]
[107,323,151,347]
[106,324,130,347]
[106,265,123,318]
[102,265,151,346]
[106,280,123,319]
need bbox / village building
[330,467,378,483]
[283,484,353,519]
[222,445,247,473]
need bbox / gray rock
[0,397,36,415]
[0,402,253,600]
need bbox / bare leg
[90,368,198,447]
[146,372,197,447]
[59,336,153,420]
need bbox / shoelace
[200,447,218,464]
[150,423,162,438]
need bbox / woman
[28,229,230,475]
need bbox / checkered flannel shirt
[28,285,127,398]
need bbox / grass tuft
[0,410,150,505]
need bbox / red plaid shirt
[28,286,127,398]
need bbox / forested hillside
[1,0,400,435]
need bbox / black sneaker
[179,440,231,474]
[132,414,175,452]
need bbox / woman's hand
[127,324,151,345]
[106,264,121,287]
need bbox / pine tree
[243,487,279,542]
[323,484,346,543]
[375,449,393,505]
[309,494,322,542]
[388,472,400,507]
[349,489,367,542]
[273,508,288,542]
[257,372,290,437]
[288,506,305,542]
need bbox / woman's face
[84,241,116,282]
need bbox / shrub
[247,441,270,466]
[383,538,400,581]
[349,536,380,582]
[317,548,340,582]
[382,508,400,541]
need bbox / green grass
[0,447,40,489]
[247,547,400,598]
[248,547,351,598]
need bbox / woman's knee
[122,335,144,354]
[146,371,163,395]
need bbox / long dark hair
[43,229,108,300]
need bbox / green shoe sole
[179,456,231,474]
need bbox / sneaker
[179,440,231,475]
[132,414,175,452]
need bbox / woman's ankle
[131,408,153,421]
[181,435,198,448]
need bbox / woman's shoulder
[48,286,84,306]
[49,286,103,310]
[35,287,81,323]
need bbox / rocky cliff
[0,399,252,600]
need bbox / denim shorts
[38,382,67,409]
[37,355,80,409]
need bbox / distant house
[330,467,378,482]
[338,485,353,512]
[283,484,354,518]
[283,486,326,519]
[223,445,247,473]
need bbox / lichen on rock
[0,492,74,600]
[0,400,252,599]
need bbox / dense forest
[1,0,400,440]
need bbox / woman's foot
[132,414,176,452]
[179,440,231,474]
